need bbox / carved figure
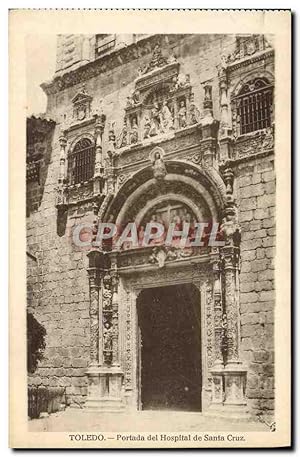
[160,101,174,132]
[189,102,200,125]
[103,323,113,351]
[132,89,140,104]
[145,44,168,73]
[152,151,167,181]
[126,90,140,107]
[107,123,116,159]
[167,53,177,64]
[178,100,187,128]
[117,121,128,148]
[149,102,161,136]
[129,118,139,144]
[176,73,189,89]
[143,116,151,139]
[126,97,132,108]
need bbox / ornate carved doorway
[137,283,201,412]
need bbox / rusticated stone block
[239,210,253,222]
[265,181,276,194]
[241,261,252,273]
[240,197,257,210]
[252,351,270,363]
[257,160,274,173]
[238,175,252,187]
[71,376,88,387]
[255,280,273,292]
[240,184,264,199]
[256,248,266,259]
[247,375,259,390]
[249,220,262,231]
[259,290,275,302]
[241,313,261,325]
[240,292,258,304]
[72,357,89,368]
[251,259,268,272]
[240,281,256,293]
[257,194,275,209]
[262,217,275,229]
[240,337,254,351]
[240,272,258,283]
[258,269,274,281]
[242,250,256,261]
[261,170,275,183]
[253,229,267,239]
[241,323,263,338]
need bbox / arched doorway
[137,283,201,412]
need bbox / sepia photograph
[9,9,291,448]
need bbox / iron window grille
[232,78,273,135]
[68,138,95,185]
[95,34,116,57]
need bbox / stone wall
[26,125,93,405]
[27,34,275,414]
[46,34,236,146]
[237,154,275,417]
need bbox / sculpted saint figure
[103,323,113,352]
[117,121,128,148]
[160,100,174,132]
[143,115,151,139]
[152,151,167,181]
[178,100,187,128]
[189,102,200,125]
[149,102,161,136]
[129,118,139,144]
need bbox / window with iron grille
[95,34,116,58]
[68,138,95,185]
[233,78,273,135]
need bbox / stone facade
[27,33,275,419]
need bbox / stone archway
[100,160,227,225]
[85,157,248,416]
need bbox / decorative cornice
[41,34,186,96]
[226,48,274,72]
[220,148,274,170]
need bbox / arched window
[233,78,273,135]
[68,138,95,185]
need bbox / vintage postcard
[9,9,291,448]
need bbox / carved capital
[223,167,234,195]
[59,134,67,149]
[94,113,106,138]
[87,267,101,289]
[221,245,240,271]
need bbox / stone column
[56,133,68,209]
[200,83,219,169]
[212,255,224,367]
[210,249,225,406]
[217,57,232,162]
[93,113,106,196]
[222,246,240,365]
[102,272,113,366]
[58,133,67,185]
[87,267,101,367]
[221,244,247,408]
[85,251,124,411]
[104,125,116,196]
[110,254,120,366]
